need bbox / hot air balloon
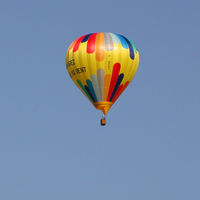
[66,33,139,125]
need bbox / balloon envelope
[66,32,139,115]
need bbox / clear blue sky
[0,0,200,199]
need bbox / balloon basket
[100,117,106,126]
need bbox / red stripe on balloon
[112,81,130,103]
[87,33,97,53]
[111,85,123,103]
[73,35,86,52]
[107,63,121,101]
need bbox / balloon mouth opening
[93,101,113,115]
